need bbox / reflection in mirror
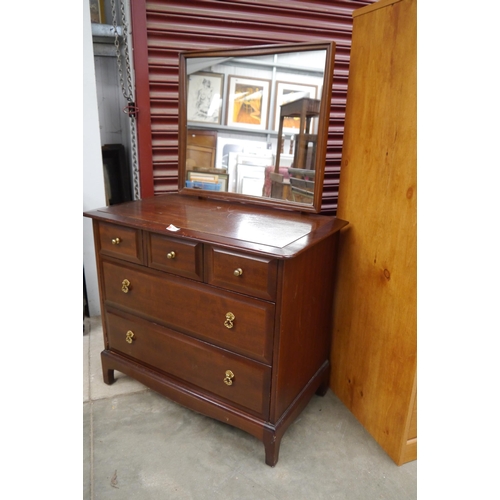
[179,42,336,213]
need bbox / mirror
[178,42,336,213]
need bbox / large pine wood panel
[330,0,416,465]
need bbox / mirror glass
[178,42,335,212]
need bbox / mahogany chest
[85,193,347,465]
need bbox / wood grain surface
[330,0,417,465]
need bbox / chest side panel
[271,234,338,420]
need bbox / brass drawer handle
[121,279,131,293]
[233,268,243,276]
[167,251,176,259]
[224,370,234,386]
[111,237,121,245]
[125,330,135,344]
[224,312,235,329]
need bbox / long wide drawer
[102,260,275,364]
[106,309,271,417]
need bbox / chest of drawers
[85,193,347,466]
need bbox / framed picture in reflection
[274,81,318,133]
[187,72,224,124]
[226,76,270,131]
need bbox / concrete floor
[84,316,417,499]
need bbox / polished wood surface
[85,193,347,258]
[273,235,338,419]
[101,259,275,364]
[85,194,347,465]
[98,222,144,264]
[148,232,203,281]
[330,0,416,466]
[205,246,278,301]
[106,309,271,416]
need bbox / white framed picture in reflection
[187,72,224,124]
[274,81,318,133]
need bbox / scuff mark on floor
[111,469,118,488]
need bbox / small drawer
[101,260,274,364]
[205,246,278,301]
[106,310,271,417]
[148,233,203,281]
[98,222,143,264]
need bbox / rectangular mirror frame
[178,41,336,213]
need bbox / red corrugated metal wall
[130,0,375,214]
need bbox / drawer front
[102,260,275,364]
[106,310,271,417]
[148,233,203,281]
[98,222,143,264]
[205,246,278,301]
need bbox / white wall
[83,0,107,316]
[94,56,131,150]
